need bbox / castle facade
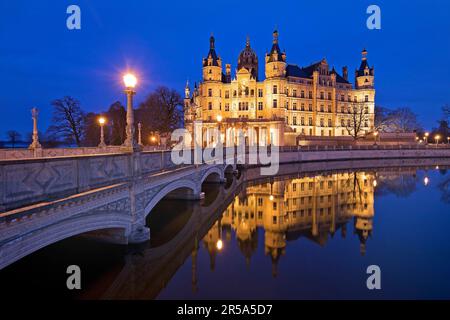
[184,30,375,146]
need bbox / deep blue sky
[1,0,449,136]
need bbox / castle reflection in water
[201,171,375,278]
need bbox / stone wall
[0,150,178,211]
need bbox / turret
[202,34,223,82]
[225,64,231,83]
[265,30,287,79]
[355,49,374,89]
[185,80,190,99]
[238,36,259,80]
[342,66,348,81]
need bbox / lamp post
[29,107,41,149]
[98,116,106,147]
[138,122,143,146]
[424,132,429,144]
[149,134,157,147]
[373,131,378,146]
[122,73,140,151]
[435,135,440,147]
[447,136,450,145]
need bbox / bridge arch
[143,179,200,219]
[0,212,131,270]
[200,166,224,184]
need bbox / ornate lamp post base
[121,138,143,152]
[28,141,42,150]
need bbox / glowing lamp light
[98,117,106,125]
[436,165,440,170]
[217,115,223,122]
[123,73,137,88]
[150,136,157,142]
[269,195,274,201]
[424,176,429,186]
[425,132,429,137]
[373,179,378,187]
[216,239,223,250]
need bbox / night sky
[1,0,449,136]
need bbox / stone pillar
[122,88,141,152]
[138,122,143,146]
[99,122,106,147]
[29,108,42,150]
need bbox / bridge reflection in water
[1,159,450,299]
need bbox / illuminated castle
[184,31,375,146]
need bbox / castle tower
[185,80,190,99]
[238,36,259,80]
[265,30,286,79]
[202,35,223,82]
[355,48,374,89]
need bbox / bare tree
[374,105,393,132]
[6,130,22,148]
[387,107,421,133]
[443,104,450,120]
[105,101,126,145]
[137,86,183,135]
[345,102,369,140]
[47,96,85,146]
[82,112,101,147]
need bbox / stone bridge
[0,150,236,270]
[2,145,450,270]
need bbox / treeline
[3,86,184,148]
[375,105,450,139]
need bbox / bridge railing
[2,144,450,212]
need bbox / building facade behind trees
[184,30,375,146]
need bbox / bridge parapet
[0,150,182,212]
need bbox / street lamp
[150,135,157,145]
[424,132,429,144]
[373,131,378,146]
[122,73,139,151]
[98,116,106,147]
[435,135,440,146]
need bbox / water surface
[1,163,450,300]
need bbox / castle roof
[286,62,350,84]
[267,30,285,63]
[203,35,220,67]
[356,48,372,77]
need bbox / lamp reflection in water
[424,176,430,186]
[216,239,223,250]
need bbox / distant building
[184,30,375,146]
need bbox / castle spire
[273,29,279,44]
[210,33,215,49]
[362,48,368,61]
